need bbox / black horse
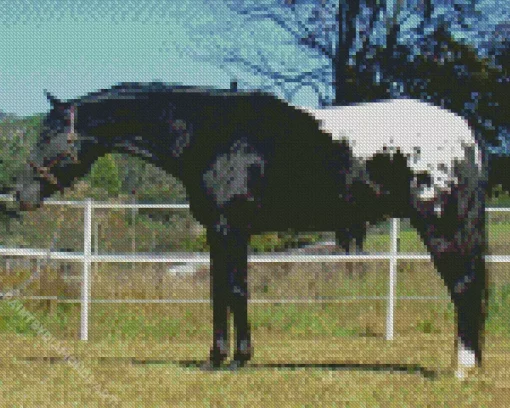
[7,83,488,378]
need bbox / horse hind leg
[336,223,367,278]
[411,211,488,379]
[335,227,353,254]
[336,228,355,278]
[458,256,488,379]
[229,239,251,367]
[437,252,487,379]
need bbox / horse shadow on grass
[129,331,437,379]
[19,355,437,379]
[130,358,438,380]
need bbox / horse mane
[70,82,269,106]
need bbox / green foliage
[182,231,209,252]
[252,304,358,337]
[94,307,181,340]
[250,231,321,252]
[0,301,70,336]
[175,231,323,253]
[487,284,510,334]
[89,154,121,197]
[250,233,281,252]
[0,114,43,187]
[416,319,439,334]
[114,154,187,202]
[487,185,510,207]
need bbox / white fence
[1,198,510,341]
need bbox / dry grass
[1,218,510,406]
[1,332,509,407]
[0,286,509,406]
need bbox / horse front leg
[206,226,251,369]
[206,230,230,368]
[411,178,488,379]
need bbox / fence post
[386,218,399,340]
[80,198,92,341]
[94,220,99,275]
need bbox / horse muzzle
[12,179,43,212]
[19,200,39,211]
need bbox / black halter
[29,104,79,188]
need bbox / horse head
[12,91,83,211]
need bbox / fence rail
[0,198,509,341]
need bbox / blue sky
[0,0,260,116]
[0,0,506,117]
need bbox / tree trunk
[334,0,360,105]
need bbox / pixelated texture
[0,0,508,406]
[203,138,265,206]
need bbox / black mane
[70,82,267,106]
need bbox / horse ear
[44,90,62,108]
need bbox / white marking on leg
[238,340,250,353]
[456,338,476,379]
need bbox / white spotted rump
[300,99,481,202]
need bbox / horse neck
[78,97,190,178]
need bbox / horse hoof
[455,366,476,380]
[200,359,221,371]
[227,359,247,371]
[234,340,252,363]
[230,350,251,370]
[455,368,467,380]
[205,349,228,370]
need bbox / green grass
[1,333,506,407]
[1,281,508,340]
[0,270,508,407]
[251,303,359,337]
[1,220,510,339]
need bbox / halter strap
[29,103,79,189]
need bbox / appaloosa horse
[8,83,488,378]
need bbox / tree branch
[225,1,335,60]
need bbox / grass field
[1,268,510,406]
[1,219,510,406]
[1,324,510,406]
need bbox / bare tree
[182,0,491,106]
